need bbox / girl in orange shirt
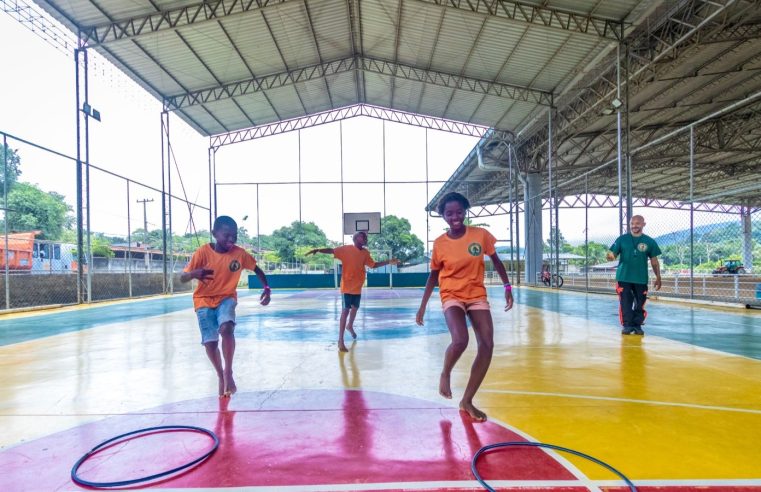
[416,192,513,421]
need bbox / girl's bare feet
[223,371,237,397]
[439,373,452,399]
[459,401,487,421]
[338,343,349,352]
[347,326,357,339]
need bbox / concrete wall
[0,273,191,310]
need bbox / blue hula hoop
[71,425,219,488]
[472,441,638,492]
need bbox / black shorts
[343,293,361,309]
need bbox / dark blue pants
[616,281,648,328]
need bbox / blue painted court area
[513,287,761,360]
[235,289,448,341]
[2,287,760,361]
[0,292,251,346]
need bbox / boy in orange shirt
[307,231,400,352]
[181,216,271,397]
[416,192,513,422]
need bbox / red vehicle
[0,231,39,270]
[712,259,746,275]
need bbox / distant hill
[654,219,761,246]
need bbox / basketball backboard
[343,212,381,235]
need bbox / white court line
[481,388,761,415]
[134,478,761,491]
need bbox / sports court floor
[1,286,760,491]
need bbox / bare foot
[217,375,226,398]
[459,401,487,422]
[439,373,452,399]
[338,343,349,352]
[347,326,357,339]
[223,371,237,397]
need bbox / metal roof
[35,0,637,137]
[31,0,759,210]
[427,0,761,211]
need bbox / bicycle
[541,267,564,288]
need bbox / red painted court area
[1,389,579,490]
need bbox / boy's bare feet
[439,373,452,399]
[338,343,349,352]
[223,371,237,397]
[218,376,226,398]
[347,326,357,339]
[459,401,487,422]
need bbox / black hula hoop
[472,441,638,492]
[71,425,219,488]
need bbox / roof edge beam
[80,0,295,47]
[414,0,624,41]
[209,103,505,148]
[165,56,553,110]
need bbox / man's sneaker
[632,327,644,335]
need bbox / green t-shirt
[609,233,661,285]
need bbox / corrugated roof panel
[444,90,489,124]
[203,98,254,130]
[394,1,443,68]
[493,101,537,131]
[360,0,401,62]
[326,70,357,108]
[182,104,225,135]
[223,12,287,78]
[176,21,252,86]
[549,0,641,19]
[462,20,531,83]
[236,92,280,125]
[295,78,332,114]
[306,0,352,62]
[264,1,321,71]
[105,36,186,96]
[134,34,219,90]
[429,10,488,76]
[495,29,588,90]
[472,95,517,129]
[364,71,393,108]
[389,77,422,111]
[417,84,457,119]
[265,84,309,120]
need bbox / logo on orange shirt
[229,260,241,272]
[468,243,482,256]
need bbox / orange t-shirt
[184,244,257,310]
[334,244,377,295]
[431,226,496,303]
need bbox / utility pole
[136,198,153,243]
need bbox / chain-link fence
[544,105,761,306]
[1,131,204,310]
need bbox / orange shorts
[441,299,490,313]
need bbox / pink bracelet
[504,284,512,292]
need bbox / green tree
[0,144,22,195]
[367,215,423,264]
[4,183,73,239]
[544,227,573,253]
[271,221,329,261]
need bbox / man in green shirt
[607,215,662,335]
